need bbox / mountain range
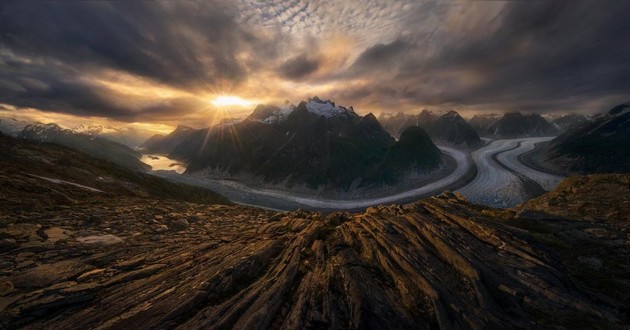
[18,123,149,172]
[468,113,584,138]
[70,124,156,147]
[142,125,198,154]
[485,112,558,138]
[546,113,589,132]
[170,97,444,190]
[378,110,481,147]
[468,113,502,133]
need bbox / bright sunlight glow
[211,95,253,107]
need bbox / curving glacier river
[151,137,564,211]
[456,137,563,208]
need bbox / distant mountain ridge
[378,110,481,147]
[468,114,501,133]
[18,122,149,172]
[142,125,197,154]
[486,112,558,138]
[168,97,445,190]
[71,124,155,147]
[0,116,156,147]
[547,114,589,132]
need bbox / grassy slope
[0,133,231,206]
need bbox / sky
[0,0,629,132]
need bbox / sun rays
[211,95,255,107]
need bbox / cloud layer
[1,0,629,127]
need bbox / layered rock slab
[1,193,621,329]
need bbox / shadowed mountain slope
[0,133,230,207]
[542,104,630,173]
[142,125,197,154]
[171,98,444,190]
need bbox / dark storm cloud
[278,54,320,79]
[349,39,408,73]
[0,47,204,121]
[0,0,279,121]
[344,1,630,113]
[1,0,629,120]
[1,1,248,87]
[428,1,630,105]
[0,50,125,117]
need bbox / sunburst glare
[211,95,254,107]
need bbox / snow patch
[261,105,295,124]
[77,234,123,244]
[29,174,104,192]
[305,100,357,118]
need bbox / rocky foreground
[0,170,629,328]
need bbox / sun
[211,95,253,107]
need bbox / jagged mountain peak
[303,97,358,118]
[378,110,481,147]
[20,122,67,140]
[362,112,378,121]
[249,97,358,124]
[441,110,463,120]
[247,104,294,124]
[487,112,558,138]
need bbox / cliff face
[1,175,628,328]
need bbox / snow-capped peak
[72,124,104,135]
[264,105,295,123]
[304,97,357,118]
[248,97,357,124]
[249,104,295,124]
